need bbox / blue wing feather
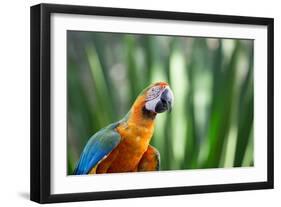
[73,122,121,175]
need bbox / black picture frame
[30,3,274,203]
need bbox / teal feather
[73,112,130,175]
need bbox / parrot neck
[128,96,156,128]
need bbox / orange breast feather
[95,95,156,173]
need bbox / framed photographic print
[30,3,274,203]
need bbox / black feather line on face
[142,107,156,120]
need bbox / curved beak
[155,87,174,113]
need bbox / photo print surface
[67,31,254,175]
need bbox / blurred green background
[67,31,254,174]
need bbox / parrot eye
[146,86,162,101]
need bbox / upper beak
[161,87,174,112]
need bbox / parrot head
[128,81,174,124]
[143,82,174,114]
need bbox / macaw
[73,82,174,175]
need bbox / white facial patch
[146,86,162,101]
[145,95,161,113]
[145,86,164,113]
